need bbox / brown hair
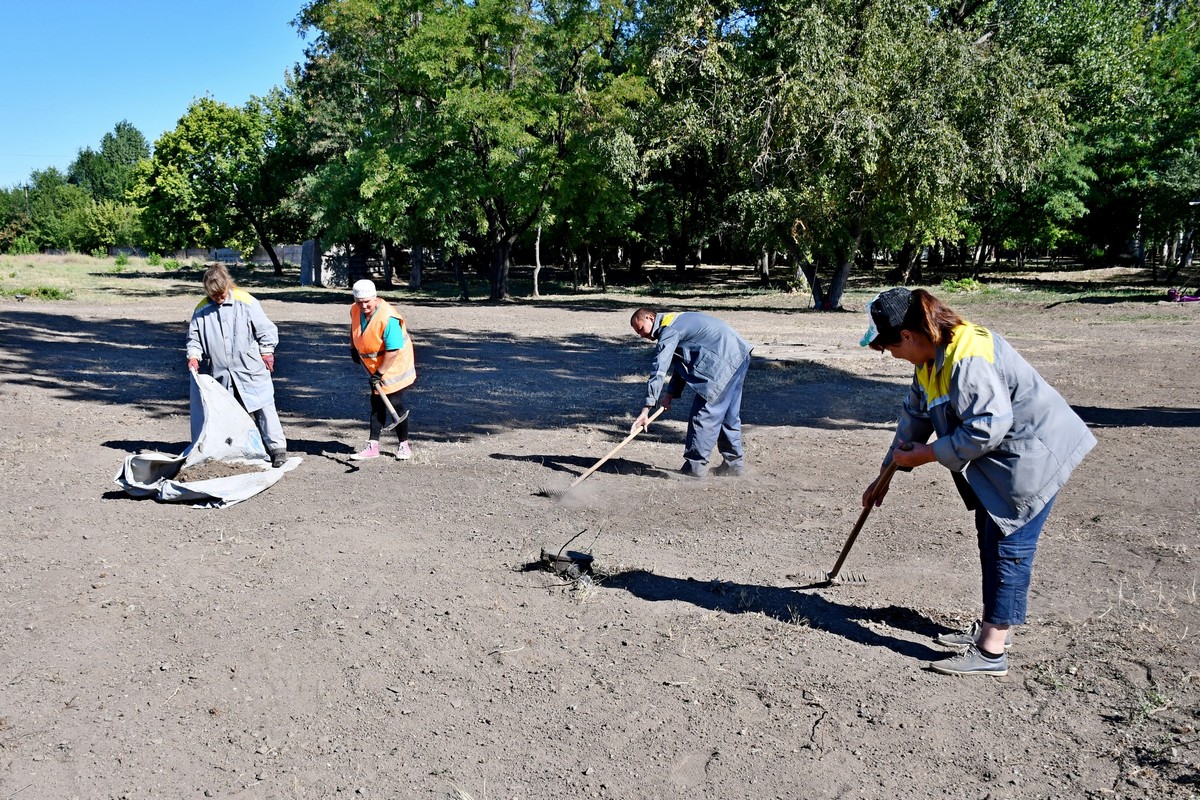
[869,289,964,351]
[203,264,235,301]
[909,289,964,347]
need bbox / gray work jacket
[888,323,1096,535]
[185,289,278,413]
[644,312,753,407]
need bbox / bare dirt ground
[2,273,1199,799]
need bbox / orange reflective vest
[351,299,416,394]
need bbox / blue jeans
[977,494,1057,625]
[683,355,750,474]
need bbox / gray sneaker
[928,645,1008,677]
[934,620,1013,651]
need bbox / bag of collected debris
[115,372,299,507]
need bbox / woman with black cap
[861,288,1096,676]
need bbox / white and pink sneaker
[350,441,380,461]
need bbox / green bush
[108,264,125,274]
[91,247,107,259]
[146,252,163,266]
[163,258,181,270]
[114,252,130,266]
[940,277,984,293]
[11,236,37,255]
[3,286,75,300]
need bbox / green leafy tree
[133,96,303,273]
[0,186,32,253]
[297,0,643,299]
[722,0,1064,307]
[84,199,143,251]
[1140,1,1200,277]
[631,0,749,274]
[26,168,93,251]
[68,120,151,203]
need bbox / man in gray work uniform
[630,307,753,478]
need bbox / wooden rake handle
[826,458,901,581]
[567,406,667,491]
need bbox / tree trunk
[757,250,771,287]
[489,238,512,300]
[827,252,853,310]
[898,242,920,284]
[452,255,470,302]
[973,238,989,278]
[246,214,282,275]
[347,241,370,285]
[1182,228,1196,279]
[532,224,542,298]
[382,241,397,287]
[799,252,827,309]
[928,240,944,275]
[409,245,423,291]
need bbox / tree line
[2,0,1197,307]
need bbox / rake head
[786,571,868,589]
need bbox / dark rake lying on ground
[538,406,666,499]
[538,526,600,581]
[788,459,901,589]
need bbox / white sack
[115,372,300,508]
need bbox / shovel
[360,363,404,432]
[540,405,666,499]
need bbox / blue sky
[0,1,312,189]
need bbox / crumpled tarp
[115,372,300,508]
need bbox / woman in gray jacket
[186,265,288,467]
[861,288,1095,677]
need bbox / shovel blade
[381,407,409,432]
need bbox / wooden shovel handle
[567,406,666,490]
[361,363,403,431]
[378,388,404,431]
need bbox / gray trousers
[250,402,287,455]
[682,355,749,474]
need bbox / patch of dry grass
[0,252,199,303]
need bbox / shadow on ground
[598,569,950,661]
[1,309,907,439]
[6,302,1192,447]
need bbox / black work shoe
[712,461,745,477]
[270,450,287,468]
[677,463,707,479]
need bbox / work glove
[187,358,200,373]
[262,353,275,373]
[369,372,384,388]
[350,346,362,364]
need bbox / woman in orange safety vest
[348,279,416,461]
